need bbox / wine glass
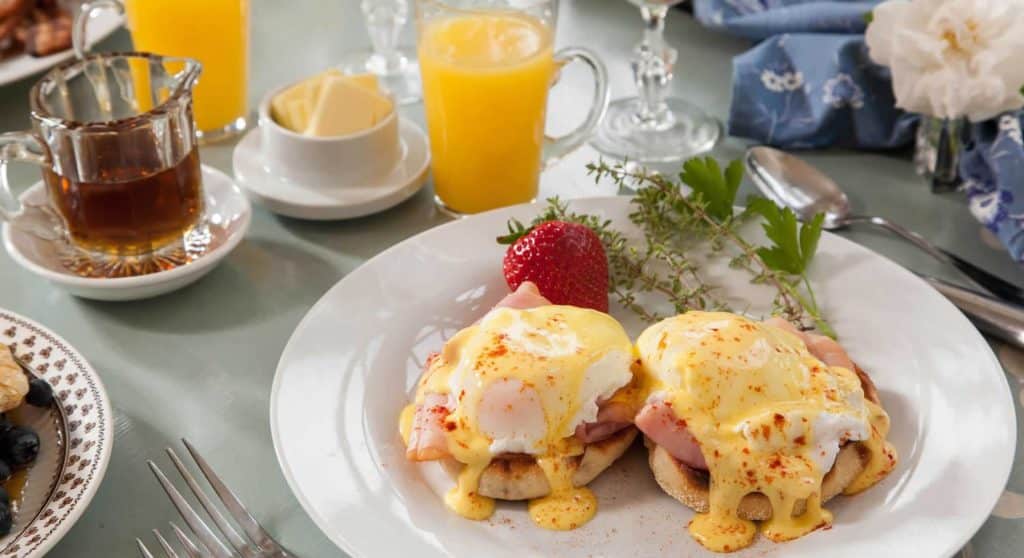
[339,0,421,104]
[590,0,720,163]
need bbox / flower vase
[915,116,968,193]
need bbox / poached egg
[401,304,635,529]
[636,311,896,551]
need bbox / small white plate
[271,196,1015,558]
[2,165,251,302]
[0,309,112,558]
[0,10,121,87]
[232,119,430,220]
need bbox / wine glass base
[590,97,721,163]
[338,50,422,105]
[196,115,250,146]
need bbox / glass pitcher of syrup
[0,52,208,278]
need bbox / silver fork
[137,439,294,558]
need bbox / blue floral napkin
[694,0,1024,262]
[693,0,917,149]
[962,114,1024,261]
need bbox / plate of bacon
[0,0,120,86]
[271,196,1014,557]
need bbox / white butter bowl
[258,84,402,187]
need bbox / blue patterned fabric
[694,0,1024,261]
[693,0,917,149]
[961,113,1024,261]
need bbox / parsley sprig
[521,157,834,336]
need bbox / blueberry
[25,378,54,407]
[0,415,12,437]
[0,460,11,484]
[0,501,11,537]
[1,427,39,468]
[0,486,9,507]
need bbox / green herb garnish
[521,157,834,335]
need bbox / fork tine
[153,529,182,558]
[137,538,156,558]
[148,460,234,558]
[170,522,207,558]
[181,438,278,549]
[166,447,249,553]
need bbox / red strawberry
[498,220,609,312]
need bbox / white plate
[0,309,112,557]
[0,10,121,87]
[232,119,430,221]
[2,165,251,301]
[270,197,1015,558]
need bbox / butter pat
[304,74,393,137]
[270,70,393,137]
[270,69,343,131]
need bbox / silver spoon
[745,146,1024,305]
[745,146,1024,349]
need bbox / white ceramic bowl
[257,83,401,187]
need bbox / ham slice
[635,400,708,470]
[406,392,453,461]
[493,281,551,310]
[574,400,635,444]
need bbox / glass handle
[543,47,609,169]
[73,0,125,59]
[0,132,62,242]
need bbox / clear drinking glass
[0,53,210,278]
[339,0,422,105]
[416,0,609,216]
[74,0,251,144]
[590,0,720,163]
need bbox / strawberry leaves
[497,219,532,245]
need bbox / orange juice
[419,13,555,214]
[124,0,249,133]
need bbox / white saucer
[2,165,251,301]
[232,119,430,220]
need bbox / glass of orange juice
[73,0,250,144]
[416,0,609,216]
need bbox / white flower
[822,74,865,109]
[999,114,1023,145]
[866,0,1024,121]
[760,70,803,93]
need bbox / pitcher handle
[73,0,125,59]
[0,132,62,241]
[542,47,609,169]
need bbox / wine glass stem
[632,4,677,128]
[362,0,409,75]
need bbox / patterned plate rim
[0,309,113,557]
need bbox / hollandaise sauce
[636,312,897,552]
[401,306,635,529]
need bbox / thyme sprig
[523,157,833,335]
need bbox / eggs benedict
[400,282,640,530]
[634,312,897,552]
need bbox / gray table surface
[0,0,1021,556]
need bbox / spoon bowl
[744,145,1024,307]
[745,146,850,229]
